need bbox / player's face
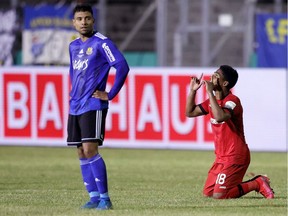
[211,69,226,90]
[73,11,94,37]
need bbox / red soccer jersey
[199,92,249,165]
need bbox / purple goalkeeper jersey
[69,32,128,115]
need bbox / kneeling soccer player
[185,65,274,199]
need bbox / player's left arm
[92,39,130,101]
[107,60,129,100]
[92,60,129,101]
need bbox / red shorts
[203,161,249,198]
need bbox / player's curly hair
[220,65,238,89]
[73,4,93,16]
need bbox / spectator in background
[185,65,274,199]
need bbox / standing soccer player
[185,65,274,199]
[67,4,129,210]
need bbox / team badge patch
[225,101,236,110]
[86,47,93,55]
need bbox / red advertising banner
[105,75,129,140]
[4,73,32,137]
[168,75,198,141]
[135,75,163,140]
[36,74,64,138]
[0,67,286,152]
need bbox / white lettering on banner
[39,83,62,129]
[0,68,286,152]
[7,82,29,129]
[106,85,127,131]
[171,84,195,134]
[137,84,161,132]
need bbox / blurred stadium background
[0,0,287,151]
[0,2,287,215]
[0,0,287,67]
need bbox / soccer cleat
[96,199,113,210]
[81,201,99,209]
[254,175,275,199]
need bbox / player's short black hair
[73,4,93,16]
[220,65,238,89]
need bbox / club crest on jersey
[86,47,93,55]
[102,43,115,62]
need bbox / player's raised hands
[203,80,214,93]
[190,73,203,91]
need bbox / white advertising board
[0,67,286,152]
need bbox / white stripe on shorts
[95,110,102,139]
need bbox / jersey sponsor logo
[102,43,116,62]
[73,59,88,70]
[210,118,225,125]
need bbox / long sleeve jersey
[69,32,129,115]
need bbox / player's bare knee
[82,142,98,158]
[83,146,98,158]
[82,149,95,158]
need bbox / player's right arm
[185,74,205,117]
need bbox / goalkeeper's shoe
[96,199,113,210]
[81,201,99,209]
[254,175,275,199]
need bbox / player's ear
[223,80,229,87]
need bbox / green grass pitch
[0,146,287,216]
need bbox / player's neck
[215,89,229,100]
[80,31,95,42]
